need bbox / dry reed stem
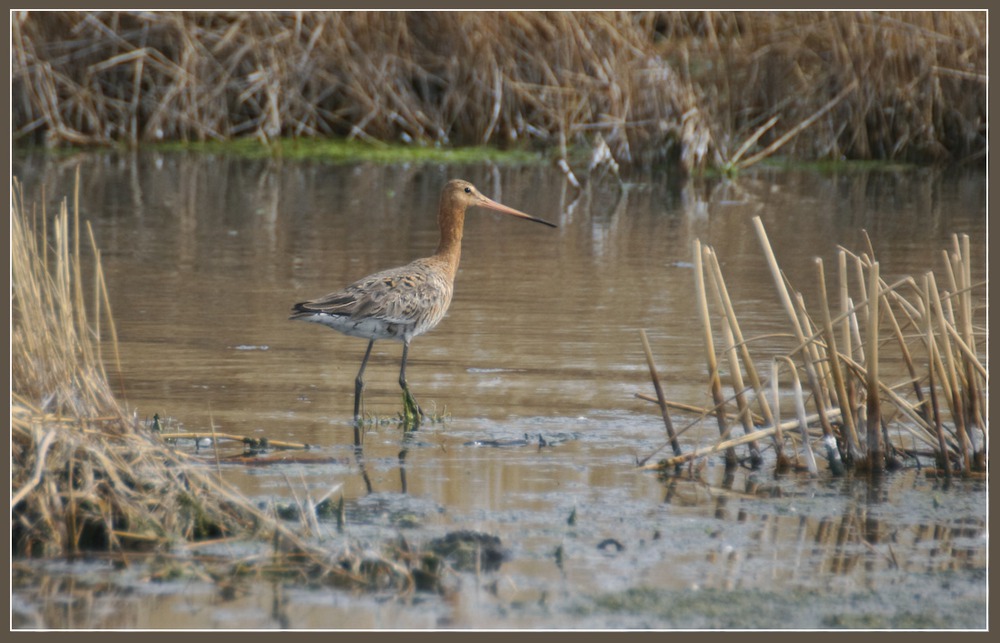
[634,393,764,426]
[794,292,836,427]
[693,239,737,468]
[879,289,927,420]
[924,275,952,475]
[704,246,777,433]
[770,360,785,460]
[926,273,972,473]
[851,253,871,331]
[639,329,682,458]
[864,260,885,471]
[647,428,774,471]
[648,404,851,471]
[815,258,861,458]
[726,115,778,167]
[837,251,860,429]
[943,322,988,382]
[752,217,838,441]
[834,351,940,449]
[733,80,858,169]
[778,356,819,476]
[958,235,975,351]
[704,246,762,466]
[952,234,986,434]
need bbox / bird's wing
[292,261,450,326]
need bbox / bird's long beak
[476,195,557,228]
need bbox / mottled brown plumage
[290,179,556,426]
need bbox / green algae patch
[757,157,921,174]
[152,137,546,165]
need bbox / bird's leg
[399,340,423,429]
[354,338,375,426]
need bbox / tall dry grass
[662,11,987,164]
[11,175,252,556]
[11,12,707,169]
[11,12,986,170]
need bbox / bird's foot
[401,389,424,431]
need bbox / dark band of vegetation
[11,11,986,171]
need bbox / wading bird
[290,179,556,427]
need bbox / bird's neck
[433,204,465,277]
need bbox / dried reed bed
[11,11,705,170]
[641,218,985,478]
[662,12,986,166]
[10,177,442,594]
[11,12,986,170]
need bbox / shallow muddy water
[11,152,987,629]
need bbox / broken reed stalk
[639,329,682,458]
[726,115,778,167]
[635,394,742,467]
[851,251,870,332]
[924,275,952,476]
[634,393,764,426]
[778,356,819,476]
[645,426,777,471]
[815,257,861,459]
[732,79,858,169]
[703,245,765,467]
[956,236,983,429]
[864,261,885,472]
[769,360,786,468]
[692,239,738,469]
[837,358,941,449]
[645,383,848,471]
[953,235,986,440]
[751,217,840,448]
[878,284,928,424]
[837,250,860,431]
[796,291,832,409]
[926,272,973,473]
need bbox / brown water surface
[11,152,987,629]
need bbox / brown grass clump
[641,219,986,478]
[11,12,985,169]
[11,174,258,556]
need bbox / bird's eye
[464,187,471,194]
